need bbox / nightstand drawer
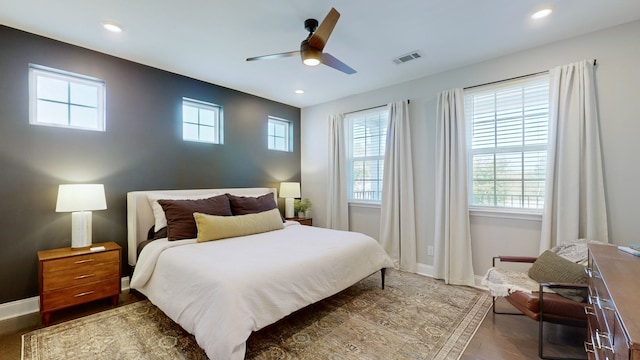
[42,250,118,273]
[42,261,120,291]
[41,278,120,312]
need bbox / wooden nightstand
[286,217,312,226]
[38,241,121,326]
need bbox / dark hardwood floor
[0,292,586,359]
[461,297,586,360]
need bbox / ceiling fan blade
[308,7,340,51]
[246,51,299,62]
[321,53,356,75]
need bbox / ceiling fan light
[303,58,321,66]
[300,39,321,67]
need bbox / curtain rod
[464,71,548,90]
[343,99,410,115]
[464,59,597,90]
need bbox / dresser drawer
[42,250,118,273]
[613,312,631,360]
[41,278,120,312]
[587,244,640,360]
[42,261,120,291]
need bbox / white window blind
[182,98,223,144]
[346,107,389,203]
[464,74,549,210]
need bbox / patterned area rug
[22,271,491,360]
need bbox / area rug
[22,271,491,360]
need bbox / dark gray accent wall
[0,25,301,304]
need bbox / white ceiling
[2,0,640,108]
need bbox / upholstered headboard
[126,187,277,266]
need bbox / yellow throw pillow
[194,208,285,243]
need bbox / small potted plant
[294,198,312,218]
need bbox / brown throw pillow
[226,193,277,215]
[159,195,232,241]
[528,250,587,302]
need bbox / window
[464,74,549,210]
[29,65,105,131]
[267,116,292,152]
[182,98,223,144]
[346,107,389,203]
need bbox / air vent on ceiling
[393,51,423,65]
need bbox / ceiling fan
[246,8,356,75]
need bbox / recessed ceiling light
[102,22,123,33]
[295,90,304,94]
[531,8,552,20]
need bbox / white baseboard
[416,263,436,277]
[0,276,130,322]
[121,276,130,290]
[415,263,488,291]
[0,296,39,321]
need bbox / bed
[127,187,395,360]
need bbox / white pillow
[146,193,219,231]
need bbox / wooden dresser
[38,241,121,326]
[586,243,640,359]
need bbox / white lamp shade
[279,182,301,198]
[56,184,106,249]
[56,184,107,212]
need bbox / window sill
[348,201,381,209]
[469,207,543,222]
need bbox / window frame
[267,116,293,152]
[345,106,389,204]
[464,73,550,214]
[181,97,224,144]
[28,64,106,132]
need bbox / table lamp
[56,184,107,248]
[279,182,300,218]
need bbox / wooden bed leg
[381,268,386,289]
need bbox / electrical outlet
[427,246,434,256]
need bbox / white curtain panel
[540,60,608,251]
[434,89,475,286]
[379,100,417,272]
[326,113,349,231]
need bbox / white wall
[301,20,640,278]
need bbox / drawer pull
[74,291,95,298]
[590,295,615,311]
[598,331,611,340]
[74,274,95,280]
[595,329,615,353]
[598,298,615,312]
[584,341,595,353]
[584,305,595,316]
[586,268,600,278]
[74,259,95,264]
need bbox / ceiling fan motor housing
[300,39,321,66]
[304,18,319,34]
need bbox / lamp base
[285,198,294,218]
[71,211,93,248]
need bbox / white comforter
[130,222,394,360]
